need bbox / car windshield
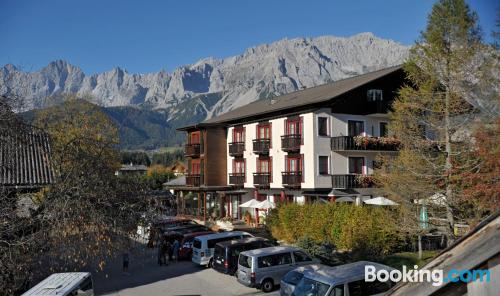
[293,277,331,296]
[238,254,251,268]
[283,271,304,285]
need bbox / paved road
[93,245,279,296]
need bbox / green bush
[268,203,399,260]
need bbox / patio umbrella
[364,196,399,206]
[335,196,355,203]
[239,198,261,208]
[256,200,276,209]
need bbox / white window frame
[367,89,383,102]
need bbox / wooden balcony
[281,134,301,152]
[228,142,245,157]
[184,143,201,157]
[253,139,270,154]
[331,174,375,189]
[186,174,202,187]
[229,173,245,186]
[331,136,400,151]
[282,171,302,188]
[253,173,271,188]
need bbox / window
[293,251,312,262]
[239,254,251,268]
[319,156,329,175]
[367,89,383,101]
[348,157,364,174]
[365,280,393,295]
[328,284,345,296]
[257,158,270,173]
[191,160,201,174]
[233,127,244,142]
[286,155,303,174]
[233,159,245,174]
[257,123,271,139]
[318,117,328,136]
[190,132,200,144]
[294,277,331,296]
[347,280,364,296]
[282,271,304,285]
[258,253,292,268]
[380,122,388,137]
[348,120,365,137]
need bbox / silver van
[192,231,253,267]
[237,246,318,293]
[291,261,396,296]
[22,272,93,296]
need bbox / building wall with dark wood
[203,127,227,186]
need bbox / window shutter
[285,155,289,172]
[232,159,235,174]
[244,159,247,182]
[300,154,304,182]
[300,116,304,144]
[269,122,272,148]
[256,158,260,173]
[270,156,273,182]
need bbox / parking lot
[94,246,279,296]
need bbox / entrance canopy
[239,199,261,208]
[364,196,399,206]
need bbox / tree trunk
[418,234,423,260]
[444,87,455,246]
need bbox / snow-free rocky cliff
[1,33,408,124]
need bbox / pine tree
[376,0,498,244]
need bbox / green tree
[376,0,498,244]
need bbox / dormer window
[367,89,383,101]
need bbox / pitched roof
[0,125,55,188]
[185,65,401,128]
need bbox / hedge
[267,203,399,259]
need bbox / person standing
[122,252,130,274]
[157,238,164,266]
[172,238,180,262]
[163,239,171,265]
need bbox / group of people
[157,236,180,266]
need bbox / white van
[192,231,253,267]
[22,272,93,296]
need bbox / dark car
[213,237,276,275]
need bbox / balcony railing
[253,139,270,154]
[281,134,301,152]
[184,143,201,157]
[228,142,245,157]
[331,136,400,151]
[282,171,302,187]
[229,173,245,186]
[331,174,375,189]
[253,173,271,188]
[186,174,202,187]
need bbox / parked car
[291,261,396,296]
[280,264,325,296]
[178,231,214,260]
[148,218,194,246]
[192,231,253,267]
[213,237,276,275]
[163,224,210,236]
[22,272,93,296]
[237,246,318,293]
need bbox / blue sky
[0,0,497,74]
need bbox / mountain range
[3,33,409,149]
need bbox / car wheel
[261,279,274,293]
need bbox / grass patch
[381,251,439,270]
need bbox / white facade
[226,109,393,203]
